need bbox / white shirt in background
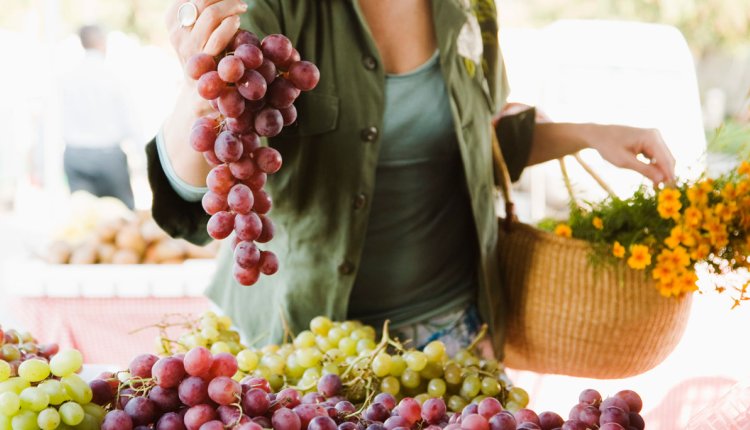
[60,50,134,148]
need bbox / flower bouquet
[546,161,750,308]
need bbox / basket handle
[491,122,618,226]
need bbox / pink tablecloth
[9,297,212,367]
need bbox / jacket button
[338,261,355,275]
[361,126,379,142]
[353,193,367,210]
[362,56,377,70]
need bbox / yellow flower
[684,207,702,228]
[687,185,708,206]
[657,201,681,220]
[690,243,711,261]
[658,279,675,297]
[658,188,681,204]
[668,246,691,267]
[664,226,696,249]
[652,261,675,283]
[738,161,750,176]
[676,271,699,294]
[721,183,737,201]
[612,241,625,258]
[554,224,572,238]
[592,217,603,230]
[627,244,652,270]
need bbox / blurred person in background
[60,24,136,209]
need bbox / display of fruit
[0,325,102,430]
[44,196,218,265]
[187,30,320,286]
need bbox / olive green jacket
[146,0,535,357]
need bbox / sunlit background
[1,1,749,429]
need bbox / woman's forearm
[527,122,596,166]
[162,83,214,187]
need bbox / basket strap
[490,124,516,232]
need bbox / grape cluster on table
[187,30,320,286]
[0,325,101,430]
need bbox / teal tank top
[347,52,478,328]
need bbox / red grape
[102,410,134,430]
[229,157,257,180]
[156,412,186,430]
[280,105,297,125]
[256,59,277,84]
[462,414,490,430]
[184,347,213,377]
[214,131,243,163]
[259,251,279,275]
[488,412,517,430]
[261,34,293,64]
[218,55,245,83]
[238,70,268,101]
[317,374,342,398]
[272,407,302,430]
[129,353,159,378]
[515,409,541,426]
[197,71,225,100]
[208,376,241,405]
[148,386,182,412]
[186,54,216,80]
[225,109,255,134]
[255,107,284,137]
[252,189,273,215]
[233,263,260,286]
[309,416,337,430]
[178,376,210,406]
[152,356,186,388]
[124,396,159,426]
[243,170,267,191]
[89,379,116,406]
[384,416,410,430]
[613,390,642,413]
[254,147,283,174]
[228,183,255,214]
[538,411,564,430]
[231,30,260,50]
[184,404,218,430]
[207,211,236,240]
[277,48,301,70]
[209,352,238,378]
[289,61,321,91]
[235,212,262,242]
[599,407,629,427]
[374,393,396,410]
[267,78,301,109]
[235,43,264,70]
[206,165,235,195]
[579,389,602,407]
[202,191,228,215]
[189,123,217,152]
[578,405,600,427]
[421,398,446,424]
[218,88,246,118]
[364,402,390,422]
[241,388,270,416]
[599,424,625,430]
[203,150,222,166]
[241,133,261,154]
[478,397,502,419]
[235,241,261,269]
[600,397,630,413]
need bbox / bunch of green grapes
[229,316,528,412]
[153,311,246,357]
[0,349,105,430]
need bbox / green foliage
[707,120,750,158]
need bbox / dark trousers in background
[63,145,135,210]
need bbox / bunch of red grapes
[186,30,320,286]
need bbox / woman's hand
[161,0,247,187]
[529,122,676,185]
[586,124,675,185]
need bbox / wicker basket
[491,126,693,378]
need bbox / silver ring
[177,1,199,28]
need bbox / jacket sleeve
[146,139,211,246]
[495,107,535,183]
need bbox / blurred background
[0,1,749,429]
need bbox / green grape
[480,377,500,396]
[18,359,50,383]
[507,386,529,407]
[423,341,446,363]
[232,370,244,382]
[277,344,294,359]
[0,361,10,383]
[463,356,481,368]
[217,330,241,344]
[404,351,428,372]
[268,373,284,391]
[217,315,233,330]
[310,316,332,336]
[419,361,443,380]
[284,354,305,379]
[504,401,522,413]
[0,377,30,395]
[200,326,220,341]
[82,403,105,424]
[296,348,321,368]
[227,342,244,355]
[480,359,500,373]
[337,338,357,356]
[323,349,344,364]
[260,344,280,355]
[50,350,83,378]
[59,401,84,426]
[0,346,19,363]
[201,310,218,320]
[237,350,259,372]
[0,392,20,416]
[443,363,462,385]
[37,407,61,430]
[210,341,231,354]
[327,327,345,344]
[371,353,392,378]
[400,369,421,389]
[414,393,430,405]
[389,355,407,377]
[339,321,358,334]
[427,378,447,397]
[302,367,321,381]
[350,329,369,341]
[315,336,334,352]
[61,375,92,404]
[20,387,50,412]
[360,326,376,340]
[380,376,400,396]
[11,410,37,430]
[472,395,487,404]
[253,366,272,381]
[460,374,481,399]
[260,354,285,374]
[355,339,375,354]
[294,331,316,348]
[453,350,472,364]
[74,413,99,430]
[322,363,339,376]
[448,395,468,412]
[0,414,10,430]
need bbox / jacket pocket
[281,92,340,137]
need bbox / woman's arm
[528,122,676,185]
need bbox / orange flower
[683,207,702,228]
[592,217,603,230]
[612,241,625,258]
[652,262,675,283]
[658,202,681,220]
[668,246,691,267]
[554,224,572,238]
[722,183,737,201]
[687,185,708,206]
[627,244,652,270]
[665,226,695,249]
[676,271,699,294]
[658,188,681,204]
[738,161,750,176]
[690,243,711,261]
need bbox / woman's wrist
[528,122,596,165]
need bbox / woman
[149,0,676,356]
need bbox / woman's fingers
[167,0,247,63]
[204,15,242,56]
